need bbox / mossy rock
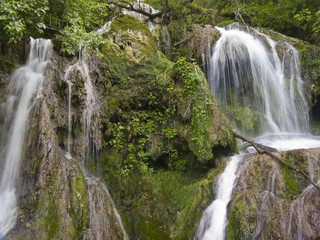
[107,15,158,64]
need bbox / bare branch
[107,0,165,20]
[233,132,320,192]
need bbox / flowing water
[207,26,309,136]
[64,66,73,159]
[64,59,128,239]
[195,25,320,240]
[0,38,52,239]
[195,154,244,240]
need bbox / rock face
[154,22,221,65]
[5,54,126,239]
[0,14,238,240]
[227,148,320,240]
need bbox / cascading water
[64,66,73,159]
[207,26,309,136]
[0,38,52,239]
[195,24,320,240]
[194,154,244,240]
[65,58,128,239]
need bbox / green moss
[298,44,320,105]
[110,15,152,36]
[227,200,246,240]
[281,153,301,199]
[96,16,238,240]
[137,216,171,240]
[31,157,40,178]
[38,190,62,240]
[226,104,261,135]
[267,205,280,239]
[70,173,89,239]
[75,79,84,88]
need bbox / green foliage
[168,149,189,171]
[163,128,177,139]
[58,0,110,56]
[295,9,320,40]
[107,122,124,151]
[0,0,49,42]
[150,171,197,212]
[59,20,107,57]
[148,92,158,106]
[233,0,320,43]
[173,57,214,162]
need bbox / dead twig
[233,131,320,192]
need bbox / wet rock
[227,148,320,239]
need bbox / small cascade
[253,169,276,239]
[86,177,129,240]
[0,38,52,239]
[208,26,309,136]
[80,61,96,164]
[64,66,73,159]
[63,60,97,161]
[97,21,112,34]
[65,57,128,239]
[194,154,244,240]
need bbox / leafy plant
[0,0,49,42]
[108,122,124,151]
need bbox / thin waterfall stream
[64,58,128,239]
[195,25,320,240]
[0,38,52,239]
[195,154,244,240]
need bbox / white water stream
[0,38,52,239]
[195,154,244,240]
[208,26,309,136]
[65,59,128,239]
[195,25,320,240]
[64,66,73,159]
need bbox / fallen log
[233,131,320,192]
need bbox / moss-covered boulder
[153,21,221,64]
[86,15,237,238]
[227,148,320,239]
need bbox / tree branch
[233,132,320,192]
[213,0,230,24]
[107,0,165,20]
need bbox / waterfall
[207,26,309,136]
[0,38,52,239]
[194,154,244,240]
[64,59,128,239]
[195,24,320,240]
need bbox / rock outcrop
[0,14,238,239]
[227,148,320,239]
